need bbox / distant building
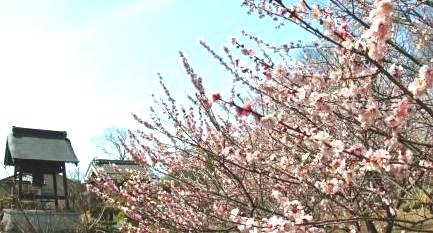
[84,159,150,229]
[85,159,148,181]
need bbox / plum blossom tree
[90,0,433,232]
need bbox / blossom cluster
[89,0,433,232]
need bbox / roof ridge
[94,159,137,165]
[12,126,67,139]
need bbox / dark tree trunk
[366,221,379,233]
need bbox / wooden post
[53,173,59,209]
[62,164,70,210]
[18,169,23,203]
[12,167,17,207]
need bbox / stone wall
[1,209,82,233]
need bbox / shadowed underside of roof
[4,126,79,165]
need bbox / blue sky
[0,0,310,178]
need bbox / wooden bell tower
[4,126,79,209]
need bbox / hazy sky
[0,0,310,178]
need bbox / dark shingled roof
[4,126,79,165]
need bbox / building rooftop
[4,126,79,166]
[85,159,147,180]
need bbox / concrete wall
[1,209,82,233]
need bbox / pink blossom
[363,0,393,61]
[317,178,342,195]
[260,114,277,129]
[248,49,255,57]
[372,20,388,41]
[235,149,246,161]
[420,160,433,168]
[419,65,433,87]
[408,79,427,97]
[312,93,330,112]
[389,164,407,177]
[211,93,221,101]
[223,146,235,156]
[230,208,240,221]
[363,149,391,171]
[313,131,331,144]
[267,216,286,229]
[393,97,409,120]
[241,48,249,56]
[272,65,288,79]
[213,203,227,215]
[331,140,345,153]
[330,158,345,172]
[347,144,366,156]
[223,46,229,54]
[104,179,119,192]
[378,0,393,15]
[389,64,402,77]
[337,23,349,39]
[236,102,253,116]
[311,4,320,20]
[385,115,400,128]
[398,149,413,164]
[246,151,259,164]
[358,99,380,128]
[384,136,399,150]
